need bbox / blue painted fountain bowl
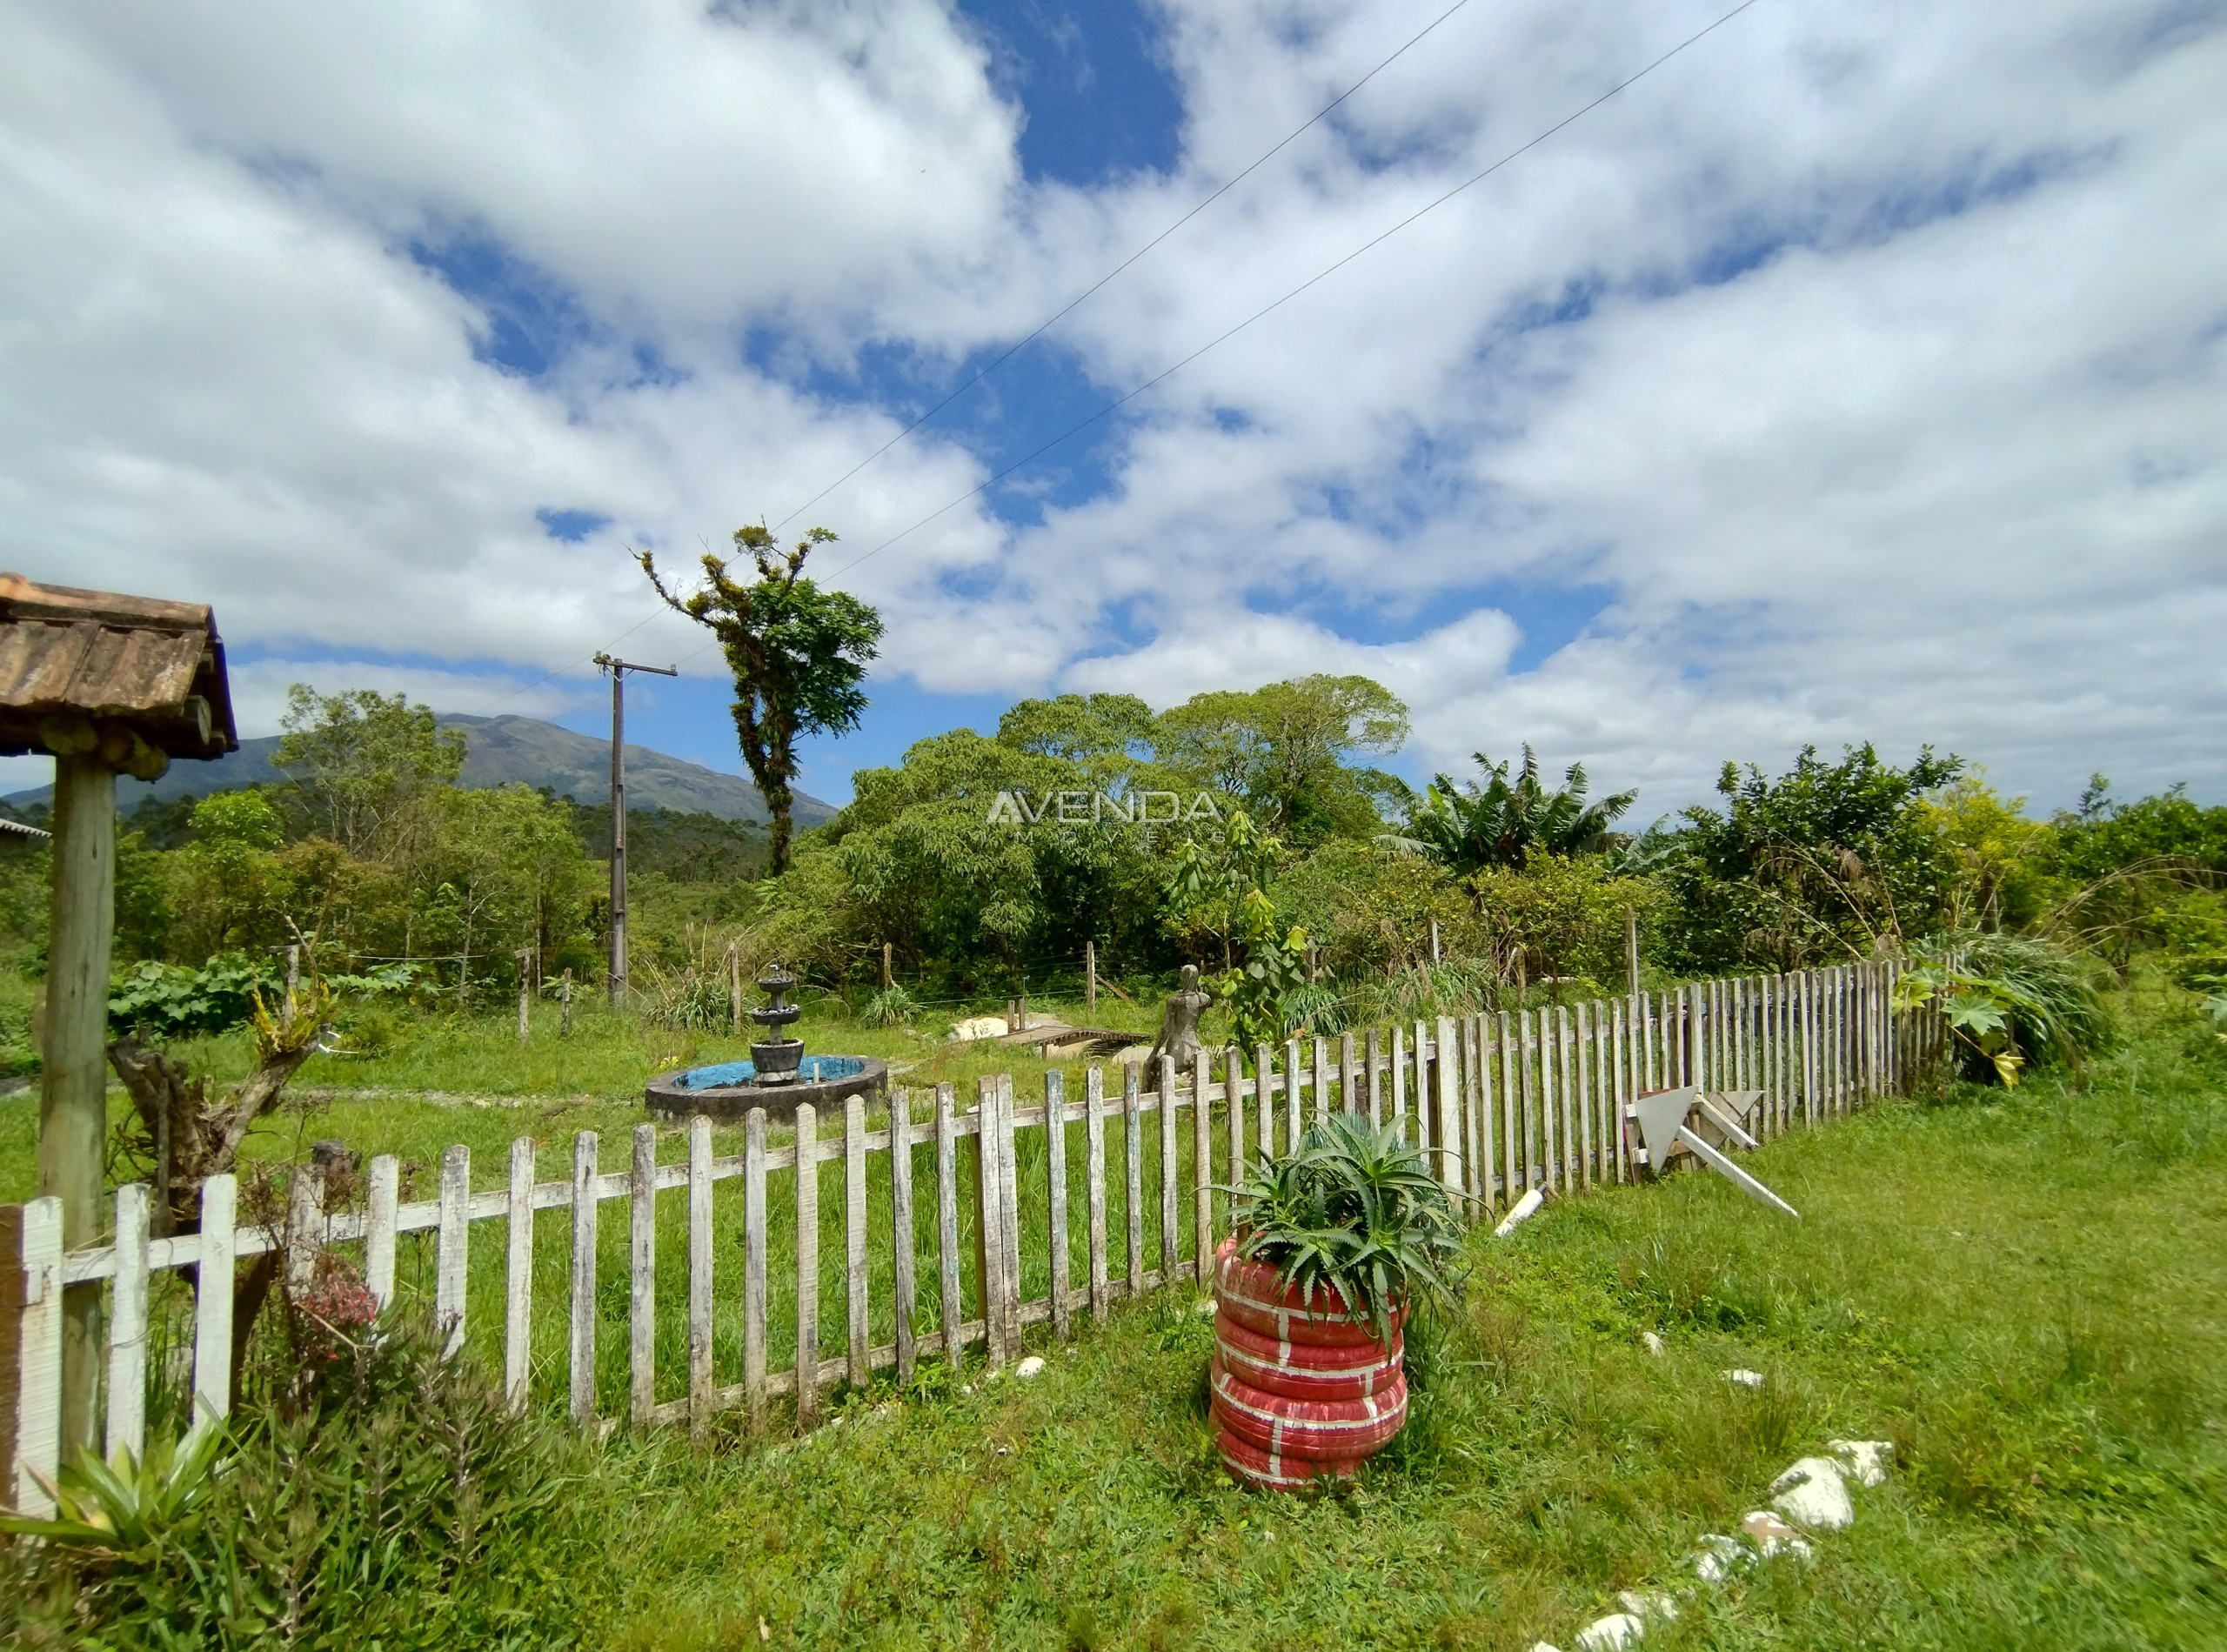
[644,1054,886,1123]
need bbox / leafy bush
[863,982,921,1026]
[106,953,280,1039]
[1897,933,2110,1086]
[3,1305,596,1649]
[1228,1114,1463,1344]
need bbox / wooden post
[42,751,115,1454]
[731,941,743,1035]
[518,950,532,1041]
[881,940,893,992]
[1625,906,1640,999]
[794,1104,820,1424]
[1429,918,1441,964]
[1085,940,1097,1013]
[560,967,574,1037]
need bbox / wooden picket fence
[3,960,1934,1515]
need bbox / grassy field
[9,992,2226,1649]
[541,994,2227,1650]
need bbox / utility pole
[593,652,677,1006]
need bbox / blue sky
[4,0,2224,814]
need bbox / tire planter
[1209,1237,1408,1490]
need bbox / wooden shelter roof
[0,574,238,761]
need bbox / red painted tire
[1217,1428,1360,1491]
[1210,1354,1408,1464]
[1212,1242,1403,1348]
[1214,1312,1403,1401]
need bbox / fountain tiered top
[644,960,886,1123]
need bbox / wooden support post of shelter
[0,576,237,1450]
[1085,940,1096,1012]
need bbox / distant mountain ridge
[2,712,834,826]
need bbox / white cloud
[3,0,2223,818]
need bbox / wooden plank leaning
[1046,1071,1071,1339]
[439,1144,471,1360]
[194,1174,237,1425]
[794,1102,821,1424]
[745,1107,768,1431]
[688,1116,713,1441]
[972,1079,1005,1373]
[891,1090,918,1383]
[570,1133,598,1424]
[364,1154,398,1310]
[1434,1015,1462,1197]
[933,1086,963,1377]
[1193,1052,1214,1285]
[9,1197,63,1517]
[1124,1063,1145,1296]
[1085,1067,1108,1318]
[507,1136,535,1411]
[106,1182,150,1461]
[629,1127,656,1426]
[845,1094,871,1392]
[1159,1055,1180,1285]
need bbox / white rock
[1616,1590,1678,1623]
[1829,1438,1895,1487]
[950,1015,1009,1041]
[1528,1643,1564,1652]
[1722,1368,1766,1389]
[1739,1509,1814,1561]
[1771,1457,1855,1531]
[1194,1298,1218,1318]
[1014,1355,1047,1380]
[1641,1331,1666,1358]
[1574,1612,1646,1651]
[1692,1533,1749,1583]
[1494,1187,1547,1237]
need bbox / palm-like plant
[1387,746,1636,877]
[1227,1114,1463,1345]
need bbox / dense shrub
[3,1306,600,1650]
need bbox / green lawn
[558,995,2227,1650]
[8,993,2225,1649]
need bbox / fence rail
[4,960,1933,1515]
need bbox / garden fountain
[645,962,886,1124]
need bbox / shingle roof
[0,574,238,761]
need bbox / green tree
[1155,675,1408,839]
[166,791,291,961]
[995,693,1156,786]
[1467,854,1667,998]
[819,730,1161,981]
[273,686,465,856]
[1392,746,1637,877]
[1655,744,1963,973]
[642,525,884,875]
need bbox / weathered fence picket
[4,960,1943,1482]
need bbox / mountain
[2,712,834,826]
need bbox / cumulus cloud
[3,0,2222,815]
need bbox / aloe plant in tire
[1211,1115,1464,1488]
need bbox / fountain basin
[645,1054,888,1124]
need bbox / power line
[770,0,1486,532]
[822,0,1765,585]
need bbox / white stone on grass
[1739,1509,1813,1560]
[1641,1331,1665,1358]
[1692,1533,1750,1583]
[1829,1438,1895,1487]
[1014,1355,1047,1380]
[1722,1368,1766,1388]
[1615,1590,1678,1623]
[950,1016,1009,1041]
[1770,1457,1855,1531]
[1194,1298,1217,1318]
[1574,1614,1646,1651]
